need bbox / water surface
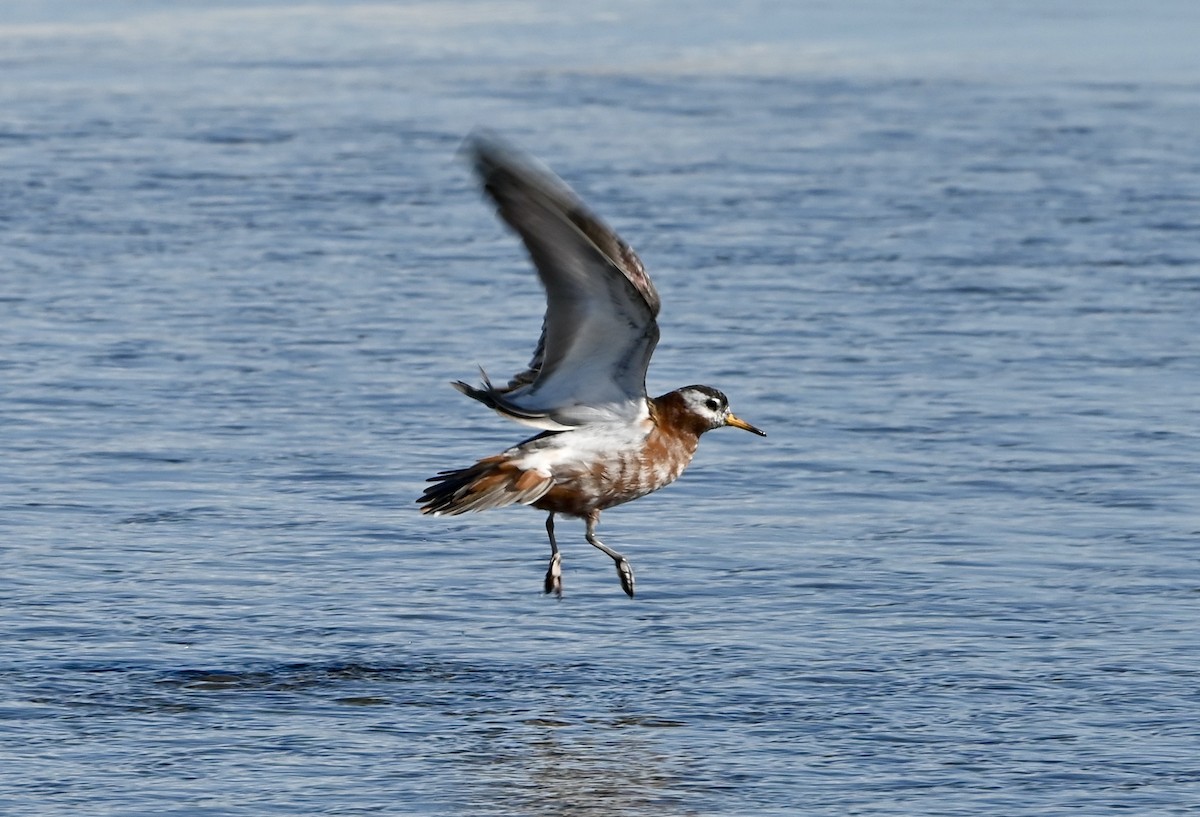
[3,3,1199,815]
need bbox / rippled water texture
[3,3,1200,815]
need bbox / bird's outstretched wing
[454,133,661,430]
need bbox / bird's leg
[544,513,563,598]
[584,511,635,598]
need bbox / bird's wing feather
[461,134,660,428]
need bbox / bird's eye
[705,398,720,411]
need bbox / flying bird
[419,134,764,597]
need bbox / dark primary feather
[418,429,560,515]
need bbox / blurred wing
[456,133,661,429]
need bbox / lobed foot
[544,552,563,598]
[615,557,635,598]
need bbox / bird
[418,134,765,598]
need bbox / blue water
[3,3,1200,815]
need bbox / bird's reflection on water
[146,660,703,814]
[459,711,696,816]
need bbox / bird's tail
[418,456,553,516]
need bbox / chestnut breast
[531,395,702,517]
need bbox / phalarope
[419,134,764,598]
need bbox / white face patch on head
[679,386,729,428]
